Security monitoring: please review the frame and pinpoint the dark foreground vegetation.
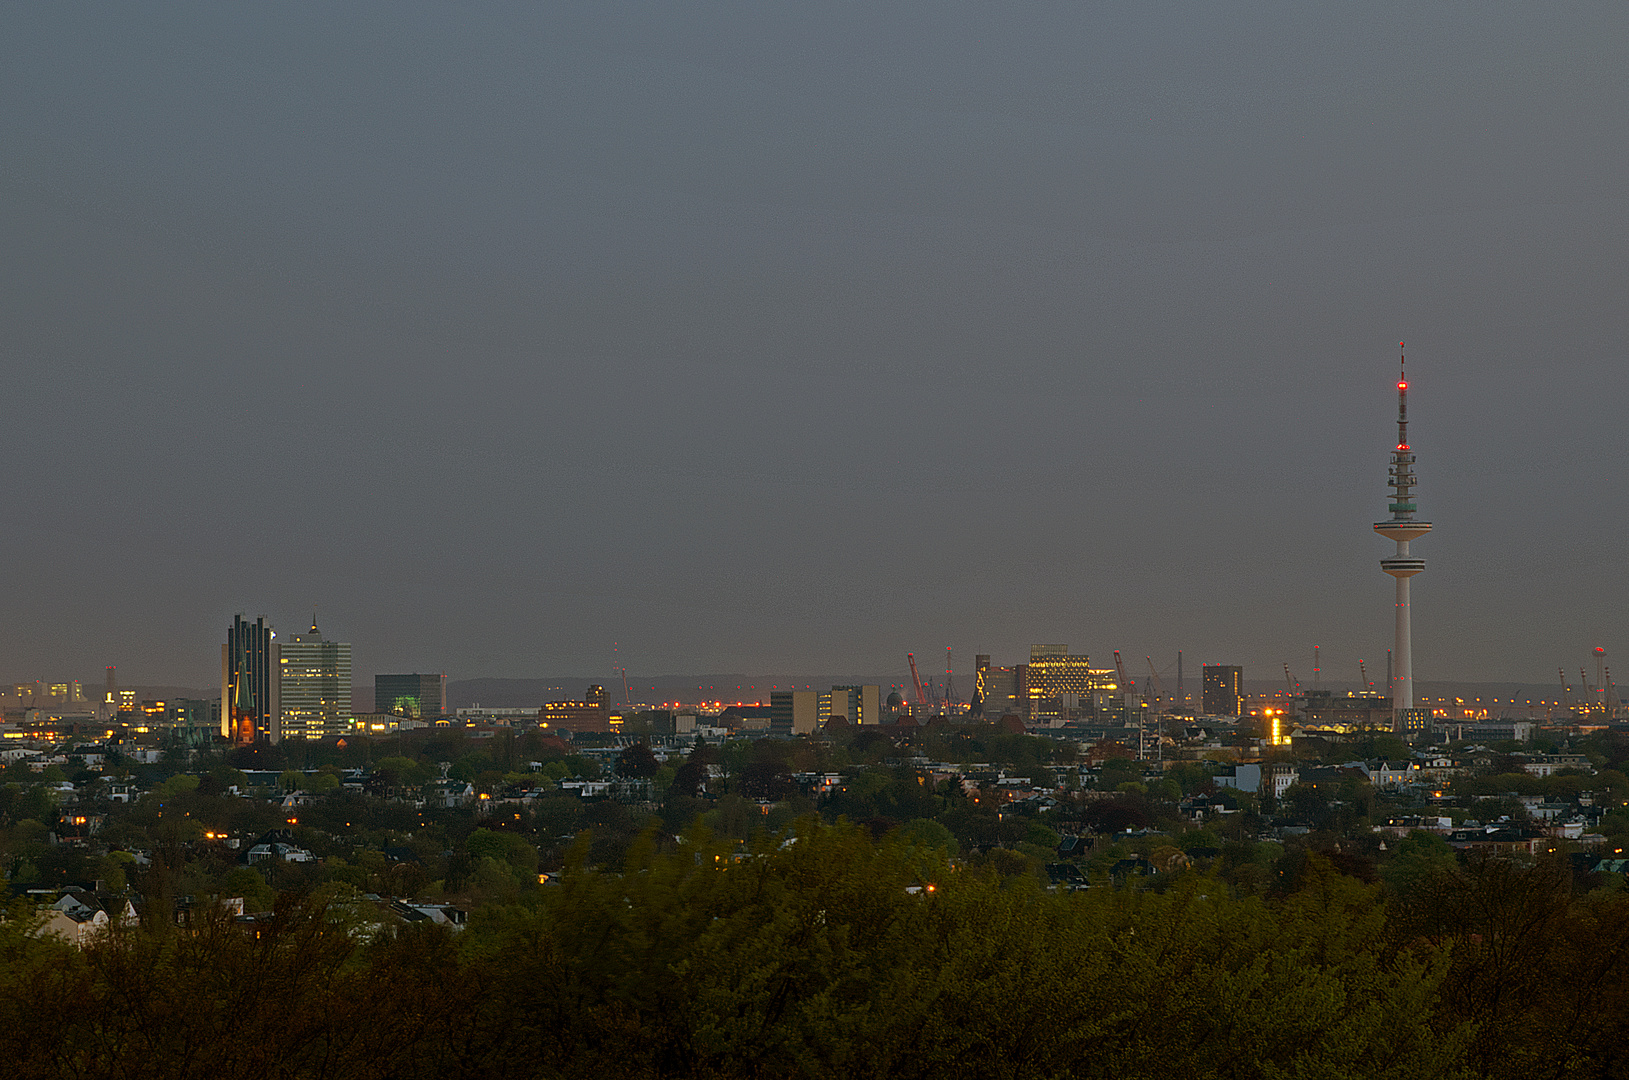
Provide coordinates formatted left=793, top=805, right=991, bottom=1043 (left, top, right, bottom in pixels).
left=5, top=820, right=1629, bottom=1080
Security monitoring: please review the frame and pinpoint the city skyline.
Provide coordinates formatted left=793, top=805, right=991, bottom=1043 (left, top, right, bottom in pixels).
left=3, top=5, right=1625, bottom=685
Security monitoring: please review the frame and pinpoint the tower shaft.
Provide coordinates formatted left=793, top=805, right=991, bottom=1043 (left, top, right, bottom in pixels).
left=1374, top=345, right=1430, bottom=730
left=1394, top=554, right=1414, bottom=709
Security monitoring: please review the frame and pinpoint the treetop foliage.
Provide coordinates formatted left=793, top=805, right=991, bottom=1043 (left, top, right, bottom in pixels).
left=7, top=816, right=1629, bottom=1079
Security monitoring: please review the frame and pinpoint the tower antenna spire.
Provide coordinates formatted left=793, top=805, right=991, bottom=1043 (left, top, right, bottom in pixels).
left=1375, top=343, right=1432, bottom=736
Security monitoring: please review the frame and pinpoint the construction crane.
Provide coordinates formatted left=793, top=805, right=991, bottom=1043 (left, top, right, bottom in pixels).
left=944, top=647, right=956, bottom=708
left=619, top=667, right=633, bottom=707
left=1145, top=657, right=1166, bottom=711
left=907, top=653, right=928, bottom=709
left=1358, top=660, right=1370, bottom=693
left=1284, top=663, right=1300, bottom=698
left=1113, top=651, right=1131, bottom=701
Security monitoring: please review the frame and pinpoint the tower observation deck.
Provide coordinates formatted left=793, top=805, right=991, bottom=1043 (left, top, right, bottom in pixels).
left=1374, top=345, right=1431, bottom=724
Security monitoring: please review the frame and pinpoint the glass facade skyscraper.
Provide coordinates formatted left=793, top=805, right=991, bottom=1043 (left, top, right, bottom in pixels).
left=221, top=615, right=279, bottom=744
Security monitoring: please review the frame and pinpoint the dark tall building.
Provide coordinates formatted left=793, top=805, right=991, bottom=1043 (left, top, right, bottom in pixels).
left=1202, top=665, right=1244, bottom=717
left=971, top=655, right=990, bottom=717
left=375, top=673, right=446, bottom=719
left=221, top=615, right=279, bottom=744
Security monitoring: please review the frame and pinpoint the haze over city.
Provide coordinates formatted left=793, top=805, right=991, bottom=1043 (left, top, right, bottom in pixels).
left=3, top=3, right=1625, bottom=688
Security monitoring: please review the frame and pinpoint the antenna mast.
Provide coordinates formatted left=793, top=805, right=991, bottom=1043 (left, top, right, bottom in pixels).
left=1375, top=344, right=1432, bottom=728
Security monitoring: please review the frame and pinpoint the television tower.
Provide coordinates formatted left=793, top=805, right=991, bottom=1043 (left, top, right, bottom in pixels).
left=1374, top=345, right=1431, bottom=721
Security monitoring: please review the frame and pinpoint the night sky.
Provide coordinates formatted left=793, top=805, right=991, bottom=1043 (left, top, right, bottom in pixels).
left=2, top=3, right=1625, bottom=689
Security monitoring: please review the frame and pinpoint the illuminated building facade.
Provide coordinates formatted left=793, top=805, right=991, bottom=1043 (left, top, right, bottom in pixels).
left=980, top=664, right=1021, bottom=719
left=771, top=690, right=819, bottom=735
left=375, top=673, right=446, bottom=719
left=1022, top=645, right=1118, bottom=727
left=1201, top=665, right=1243, bottom=716
left=827, top=684, right=881, bottom=725
left=279, top=621, right=353, bottom=740
left=1374, top=346, right=1431, bottom=733
left=538, top=684, right=614, bottom=733
left=221, top=615, right=279, bottom=744
left=972, top=655, right=990, bottom=717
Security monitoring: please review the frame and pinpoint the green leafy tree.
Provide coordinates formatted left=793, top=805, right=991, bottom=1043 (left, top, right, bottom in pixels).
left=1381, top=830, right=1459, bottom=899
left=307, top=772, right=341, bottom=794
left=220, top=866, right=275, bottom=913
left=465, top=828, right=538, bottom=878
left=898, top=818, right=958, bottom=858
left=614, top=742, right=660, bottom=780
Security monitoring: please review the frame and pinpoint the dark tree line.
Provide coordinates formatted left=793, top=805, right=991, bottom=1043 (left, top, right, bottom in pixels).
left=6, top=821, right=1629, bottom=1079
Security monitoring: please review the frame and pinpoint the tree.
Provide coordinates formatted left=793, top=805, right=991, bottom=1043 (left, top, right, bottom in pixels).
left=307, top=772, right=341, bottom=794
left=466, top=828, right=538, bottom=877
left=614, top=742, right=660, bottom=780
left=221, top=866, right=275, bottom=913
left=1081, top=795, right=1150, bottom=834
left=898, top=818, right=958, bottom=858
left=733, top=760, right=793, bottom=800
left=1381, top=830, right=1458, bottom=900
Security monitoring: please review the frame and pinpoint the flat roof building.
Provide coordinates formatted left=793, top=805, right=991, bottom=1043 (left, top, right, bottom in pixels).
left=539, top=684, right=614, bottom=734
left=375, top=673, right=446, bottom=719
left=279, top=621, right=352, bottom=741
left=1022, top=645, right=1118, bottom=727
left=1202, top=666, right=1243, bottom=717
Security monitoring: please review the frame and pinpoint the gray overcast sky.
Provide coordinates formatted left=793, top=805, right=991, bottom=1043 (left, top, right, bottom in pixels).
left=1, top=2, right=1625, bottom=689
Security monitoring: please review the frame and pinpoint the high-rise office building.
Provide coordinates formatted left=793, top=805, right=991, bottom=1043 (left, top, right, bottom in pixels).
left=979, top=664, right=1021, bottom=719
left=971, top=655, right=990, bottom=717
left=222, top=615, right=279, bottom=744
left=827, top=684, right=881, bottom=725
left=1202, top=665, right=1244, bottom=717
left=1022, top=645, right=1117, bottom=727
left=770, top=690, right=819, bottom=735
left=279, top=620, right=353, bottom=741
left=375, top=673, right=446, bottom=719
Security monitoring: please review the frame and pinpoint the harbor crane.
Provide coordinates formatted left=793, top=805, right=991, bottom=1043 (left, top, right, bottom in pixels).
left=1113, top=652, right=1132, bottom=702
left=907, top=653, right=929, bottom=708
left=1284, top=663, right=1300, bottom=698
left=1145, top=657, right=1166, bottom=711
